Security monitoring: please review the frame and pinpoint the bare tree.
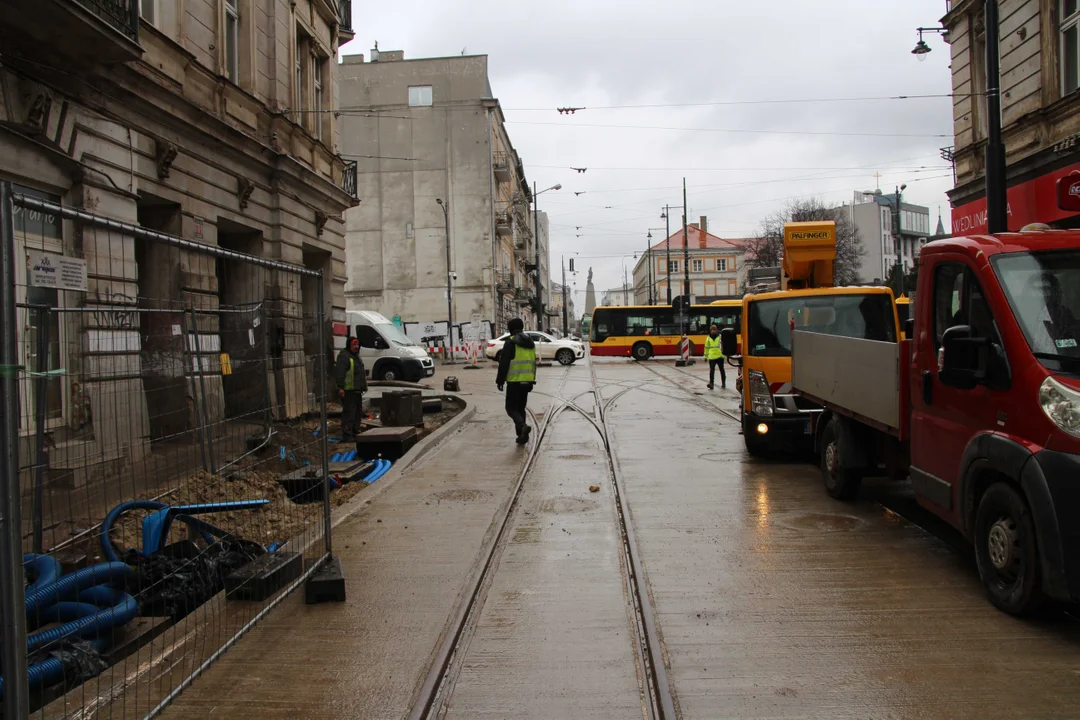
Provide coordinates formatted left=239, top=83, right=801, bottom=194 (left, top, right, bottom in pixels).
left=746, top=198, right=866, bottom=286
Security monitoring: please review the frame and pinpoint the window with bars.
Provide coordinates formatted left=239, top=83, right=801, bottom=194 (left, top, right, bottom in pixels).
left=224, top=0, right=239, bottom=83
left=1064, top=0, right=1080, bottom=95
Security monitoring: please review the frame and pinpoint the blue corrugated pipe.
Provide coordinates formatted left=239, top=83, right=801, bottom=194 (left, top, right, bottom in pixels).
left=363, top=459, right=392, bottom=483
left=1, top=556, right=136, bottom=700
left=100, top=499, right=216, bottom=562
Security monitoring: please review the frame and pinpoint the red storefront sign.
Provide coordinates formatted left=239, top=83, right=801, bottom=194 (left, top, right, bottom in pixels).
left=1057, top=174, right=1080, bottom=211
left=951, top=162, right=1080, bottom=235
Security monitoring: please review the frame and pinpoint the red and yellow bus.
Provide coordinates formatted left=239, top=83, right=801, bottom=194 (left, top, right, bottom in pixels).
left=590, top=300, right=742, bottom=360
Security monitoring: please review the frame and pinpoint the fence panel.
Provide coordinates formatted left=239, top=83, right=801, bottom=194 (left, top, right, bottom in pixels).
left=1, top=184, right=334, bottom=718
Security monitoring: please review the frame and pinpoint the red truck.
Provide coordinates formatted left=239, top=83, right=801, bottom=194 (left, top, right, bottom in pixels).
left=792, top=229, right=1080, bottom=615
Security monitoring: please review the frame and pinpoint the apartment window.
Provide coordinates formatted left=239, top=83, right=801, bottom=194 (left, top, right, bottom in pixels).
left=1064, top=0, right=1080, bottom=94
left=692, top=258, right=703, bottom=273
left=717, top=258, right=728, bottom=272
left=668, top=259, right=679, bottom=273
left=141, top=0, right=156, bottom=25
left=313, top=58, right=324, bottom=140
left=408, top=85, right=433, bottom=106
left=224, top=0, right=239, bottom=83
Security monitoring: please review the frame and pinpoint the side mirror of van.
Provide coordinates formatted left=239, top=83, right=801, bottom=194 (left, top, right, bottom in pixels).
left=939, top=325, right=989, bottom=390
left=720, top=327, right=738, bottom=357
left=903, top=318, right=914, bottom=339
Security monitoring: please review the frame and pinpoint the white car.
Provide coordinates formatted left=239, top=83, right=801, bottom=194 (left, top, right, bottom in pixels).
left=485, top=331, right=585, bottom=365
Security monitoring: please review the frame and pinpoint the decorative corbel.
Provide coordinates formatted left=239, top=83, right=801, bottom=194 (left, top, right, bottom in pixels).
left=237, top=176, right=255, bottom=210
left=315, top=210, right=328, bottom=236
left=26, top=90, right=53, bottom=133
left=155, top=139, right=178, bottom=180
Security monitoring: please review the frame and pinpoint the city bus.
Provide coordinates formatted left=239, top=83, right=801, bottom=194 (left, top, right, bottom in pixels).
left=590, top=300, right=742, bottom=360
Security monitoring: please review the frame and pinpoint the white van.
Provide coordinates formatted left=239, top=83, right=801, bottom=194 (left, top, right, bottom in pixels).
left=346, top=311, right=435, bottom=382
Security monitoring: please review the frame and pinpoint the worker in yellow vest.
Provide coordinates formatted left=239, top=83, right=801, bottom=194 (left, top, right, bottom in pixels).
left=334, top=337, right=367, bottom=441
left=495, top=317, right=537, bottom=445
left=704, top=324, right=725, bottom=390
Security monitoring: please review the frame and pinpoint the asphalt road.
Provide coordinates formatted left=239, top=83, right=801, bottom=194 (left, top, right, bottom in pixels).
left=163, top=356, right=1080, bottom=720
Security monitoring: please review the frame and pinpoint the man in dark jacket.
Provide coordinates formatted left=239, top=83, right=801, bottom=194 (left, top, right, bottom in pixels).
left=334, top=337, right=367, bottom=440
left=495, top=318, right=537, bottom=445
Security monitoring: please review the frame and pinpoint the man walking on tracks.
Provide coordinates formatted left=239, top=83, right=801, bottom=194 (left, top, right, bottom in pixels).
left=496, top=317, right=537, bottom=445
left=335, top=337, right=367, bottom=441
left=704, top=324, right=726, bottom=390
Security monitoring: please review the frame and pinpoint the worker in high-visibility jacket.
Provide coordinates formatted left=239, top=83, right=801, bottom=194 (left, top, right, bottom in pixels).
left=704, top=324, right=726, bottom=390
left=334, top=337, right=367, bottom=440
left=495, top=317, right=537, bottom=445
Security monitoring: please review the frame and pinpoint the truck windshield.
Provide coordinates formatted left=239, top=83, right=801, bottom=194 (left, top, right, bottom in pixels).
left=376, top=323, right=415, bottom=347
left=747, top=293, right=897, bottom=357
left=992, top=250, right=1080, bottom=368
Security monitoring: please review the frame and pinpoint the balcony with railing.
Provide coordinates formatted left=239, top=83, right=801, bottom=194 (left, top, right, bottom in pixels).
left=1, top=0, right=142, bottom=64
left=496, top=272, right=515, bottom=295
left=496, top=209, right=513, bottom=237
left=493, top=151, right=512, bottom=184
left=338, top=0, right=354, bottom=39
left=341, top=160, right=358, bottom=199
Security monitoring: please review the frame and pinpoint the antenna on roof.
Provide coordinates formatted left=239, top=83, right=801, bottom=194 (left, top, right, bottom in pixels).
left=461, top=46, right=467, bottom=55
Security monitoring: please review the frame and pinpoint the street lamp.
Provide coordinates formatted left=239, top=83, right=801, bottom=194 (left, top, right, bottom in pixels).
left=533, top=182, right=561, bottom=330
left=913, top=7, right=1005, bottom=233
left=660, top=207, right=673, bottom=304
left=645, top=230, right=654, bottom=305
left=435, top=198, right=454, bottom=363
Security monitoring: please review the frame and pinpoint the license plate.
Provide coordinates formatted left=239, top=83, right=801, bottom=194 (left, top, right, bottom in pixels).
left=803, top=420, right=812, bottom=435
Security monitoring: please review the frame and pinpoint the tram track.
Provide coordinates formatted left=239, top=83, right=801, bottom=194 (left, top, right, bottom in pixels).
left=408, top=359, right=678, bottom=720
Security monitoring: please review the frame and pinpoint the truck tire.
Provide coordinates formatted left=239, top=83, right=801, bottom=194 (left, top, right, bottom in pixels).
left=974, top=482, right=1043, bottom=616
left=742, top=416, right=769, bottom=457
left=820, top=417, right=861, bottom=500
left=632, top=342, right=653, bottom=361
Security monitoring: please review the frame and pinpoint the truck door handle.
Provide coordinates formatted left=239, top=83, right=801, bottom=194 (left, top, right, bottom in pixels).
left=922, top=371, right=933, bottom=405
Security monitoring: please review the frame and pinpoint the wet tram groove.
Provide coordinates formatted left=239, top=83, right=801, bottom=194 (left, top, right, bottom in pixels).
left=408, top=359, right=679, bottom=720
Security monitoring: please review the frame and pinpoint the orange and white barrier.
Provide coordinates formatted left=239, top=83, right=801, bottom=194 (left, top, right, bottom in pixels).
left=679, top=336, right=690, bottom=362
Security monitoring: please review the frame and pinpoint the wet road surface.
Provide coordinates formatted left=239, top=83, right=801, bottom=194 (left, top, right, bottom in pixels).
left=163, top=357, right=1080, bottom=719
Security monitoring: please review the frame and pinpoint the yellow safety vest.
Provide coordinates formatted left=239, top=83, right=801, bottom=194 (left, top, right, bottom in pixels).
left=704, top=334, right=724, bottom=361
left=506, top=343, right=537, bottom=383
left=344, top=357, right=357, bottom=391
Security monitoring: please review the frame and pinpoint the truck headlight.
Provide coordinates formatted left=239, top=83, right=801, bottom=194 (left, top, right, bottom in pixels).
left=748, top=369, right=774, bottom=417
left=1039, top=376, right=1080, bottom=438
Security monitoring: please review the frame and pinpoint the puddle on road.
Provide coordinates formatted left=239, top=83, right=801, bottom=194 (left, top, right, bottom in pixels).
left=427, top=488, right=493, bottom=502
left=538, top=497, right=600, bottom=514
left=774, top=512, right=866, bottom=532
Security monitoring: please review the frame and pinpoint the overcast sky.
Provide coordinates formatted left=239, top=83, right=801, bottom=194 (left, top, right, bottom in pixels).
left=341, top=0, right=955, bottom=308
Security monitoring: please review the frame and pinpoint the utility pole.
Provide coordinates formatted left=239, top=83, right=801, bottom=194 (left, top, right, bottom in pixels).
left=561, top=256, right=569, bottom=335
left=894, top=185, right=905, bottom=297
left=664, top=205, right=672, bottom=304
left=984, top=0, right=1007, bottom=233
left=682, top=178, right=690, bottom=301
left=533, top=181, right=541, bottom=330
left=645, top=232, right=654, bottom=305
left=436, top=198, right=454, bottom=363
left=623, top=264, right=629, bottom=305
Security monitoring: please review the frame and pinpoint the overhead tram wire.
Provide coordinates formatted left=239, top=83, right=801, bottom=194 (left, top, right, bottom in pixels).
left=503, top=92, right=973, bottom=112
left=506, top=120, right=950, bottom=139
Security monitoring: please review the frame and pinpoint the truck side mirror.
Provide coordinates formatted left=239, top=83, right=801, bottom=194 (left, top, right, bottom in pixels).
left=904, top=318, right=914, bottom=339
left=720, top=327, right=738, bottom=357
left=939, top=325, right=989, bottom=390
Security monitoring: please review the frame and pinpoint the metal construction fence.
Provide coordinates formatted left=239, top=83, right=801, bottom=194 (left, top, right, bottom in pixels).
left=0, top=182, right=334, bottom=718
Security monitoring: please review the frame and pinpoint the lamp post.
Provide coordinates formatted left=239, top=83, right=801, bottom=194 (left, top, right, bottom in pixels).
left=661, top=207, right=672, bottom=304
left=913, top=5, right=1006, bottom=232
left=435, top=198, right=454, bottom=362
left=645, top=231, right=654, bottom=305
left=533, top=182, right=562, bottom=331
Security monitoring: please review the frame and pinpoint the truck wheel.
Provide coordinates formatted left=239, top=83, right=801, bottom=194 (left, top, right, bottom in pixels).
left=742, top=416, right=770, bottom=457
left=974, top=482, right=1043, bottom=615
left=556, top=348, right=575, bottom=365
left=632, top=342, right=653, bottom=361
left=820, top=417, right=862, bottom=500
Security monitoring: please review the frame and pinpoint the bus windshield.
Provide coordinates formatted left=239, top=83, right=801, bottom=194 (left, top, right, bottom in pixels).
left=746, top=293, right=897, bottom=357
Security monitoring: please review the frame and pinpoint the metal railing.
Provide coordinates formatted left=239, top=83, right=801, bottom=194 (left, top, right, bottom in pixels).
left=341, top=160, right=357, bottom=199
left=338, top=0, right=352, bottom=33
left=77, top=0, right=139, bottom=41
